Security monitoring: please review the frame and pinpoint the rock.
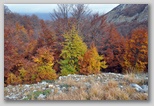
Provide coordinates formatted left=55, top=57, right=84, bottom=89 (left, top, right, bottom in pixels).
left=55, top=85, right=60, bottom=87
left=25, top=85, right=30, bottom=88
left=41, top=81, right=48, bottom=85
left=141, top=85, right=148, bottom=93
left=62, top=87, right=67, bottom=91
left=42, top=88, right=46, bottom=90
left=68, top=74, right=71, bottom=76
left=85, top=82, right=91, bottom=88
left=6, top=95, right=17, bottom=100
left=51, top=89, right=54, bottom=93
left=33, top=90, right=37, bottom=92
left=22, top=96, right=28, bottom=100
left=48, top=84, right=55, bottom=88
left=37, top=94, right=46, bottom=100
left=12, top=88, right=16, bottom=92
left=71, top=86, right=78, bottom=91
left=144, top=78, right=148, bottom=85
left=75, top=78, right=80, bottom=82
left=130, top=83, right=143, bottom=92
left=57, top=90, right=63, bottom=94
left=119, top=85, right=123, bottom=89
left=97, top=77, right=101, bottom=81
left=59, top=76, right=62, bottom=80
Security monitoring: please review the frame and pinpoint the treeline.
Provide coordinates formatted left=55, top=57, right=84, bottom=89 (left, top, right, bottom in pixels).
left=4, top=4, right=148, bottom=85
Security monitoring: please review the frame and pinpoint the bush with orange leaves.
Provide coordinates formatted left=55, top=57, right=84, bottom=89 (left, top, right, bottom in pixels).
left=79, top=43, right=107, bottom=75
left=33, top=47, right=57, bottom=81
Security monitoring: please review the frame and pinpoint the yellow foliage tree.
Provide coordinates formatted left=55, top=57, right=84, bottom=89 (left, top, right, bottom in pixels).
left=79, top=43, right=107, bottom=75
left=33, top=47, right=57, bottom=81
left=5, top=73, right=22, bottom=85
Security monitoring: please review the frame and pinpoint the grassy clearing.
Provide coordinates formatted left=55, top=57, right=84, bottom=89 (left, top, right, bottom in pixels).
left=46, top=74, right=148, bottom=100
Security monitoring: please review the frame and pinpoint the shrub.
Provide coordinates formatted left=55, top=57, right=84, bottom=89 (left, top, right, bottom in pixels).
left=5, top=73, right=22, bottom=85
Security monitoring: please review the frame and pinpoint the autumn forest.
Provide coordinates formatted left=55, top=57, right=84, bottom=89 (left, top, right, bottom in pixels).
left=4, top=4, right=148, bottom=86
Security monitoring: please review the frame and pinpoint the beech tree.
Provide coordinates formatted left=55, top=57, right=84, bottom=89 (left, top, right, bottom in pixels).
left=122, top=28, right=148, bottom=72
left=33, top=47, right=57, bottom=81
left=79, top=43, right=107, bottom=75
left=101, top=24, right=125, bottom=72
left=60, top=26, right=87, bottom=75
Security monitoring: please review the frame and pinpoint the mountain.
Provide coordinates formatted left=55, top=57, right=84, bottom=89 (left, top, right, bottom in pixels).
left=104, top=4, right=148, bottom=36
left=19, top=13, right=51, bottom=21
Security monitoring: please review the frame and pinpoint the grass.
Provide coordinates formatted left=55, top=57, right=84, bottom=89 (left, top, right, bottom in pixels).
left=24, top=89, right=51, bottom=100
left=46, top=76, right=148, bottom=100
left=5, top=72, right=148, bottom=100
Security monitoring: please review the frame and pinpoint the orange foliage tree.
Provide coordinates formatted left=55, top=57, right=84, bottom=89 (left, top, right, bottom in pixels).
left=79, top=43, right=107, bottom=75
left=122, top=28, right=148, bottom=72
left=4, top=23, right=37, bottom=85
left=38, top=20, right=61, bottom=72
left=101, top=24, right=125, bottom=72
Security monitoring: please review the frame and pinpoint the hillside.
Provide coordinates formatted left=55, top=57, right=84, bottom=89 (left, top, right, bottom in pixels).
left=104, top=4, right=148, bottom=36
left=4, top=4, right=148, bottom=101
left=5, top=72, right=148, bottom=100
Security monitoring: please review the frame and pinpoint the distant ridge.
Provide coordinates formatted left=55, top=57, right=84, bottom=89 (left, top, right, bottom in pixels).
left=19, top=13, right=51, bottom=21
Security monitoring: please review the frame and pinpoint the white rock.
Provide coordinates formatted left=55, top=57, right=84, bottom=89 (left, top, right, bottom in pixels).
left=97, top=77, right=101, bottom=80
left=76, top=78, right=80, bottom=82
left=141, top=85, right=148, bottom=93
left=51, top=89, right=54, bottom=93
left=25, top=85, right=30, bottom=88
left=59, top=76, right=62, bottom=80
left=22, top=96, right=28, bottom=100
left=130, top=83, right=143, bottom=92
left=62, top=87, right=66, bottom=91
left=71, top=86, right=78, bottom=91
left=37, top=94, right=46, bottom=100
left=57, top=90, right=62, bottom=94
left=12, top=88, right=16, bottom=92
left=41, top=81, right=47, bottom=85
left=119, top=85, right=123, bottom=89
left=55, top=85, right=60, bottom=87
left=33, top=90, right=37, bottom=92
left=85, top=82, right=91, bottom=88
left=48, top=84, right=55, bottom=88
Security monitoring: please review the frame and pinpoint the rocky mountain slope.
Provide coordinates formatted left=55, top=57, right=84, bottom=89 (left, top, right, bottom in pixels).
left=104, top=4, right=148, bottom=36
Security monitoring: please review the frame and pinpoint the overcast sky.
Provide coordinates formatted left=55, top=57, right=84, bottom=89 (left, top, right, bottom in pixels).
left=5, top=4, right=119, bottom=14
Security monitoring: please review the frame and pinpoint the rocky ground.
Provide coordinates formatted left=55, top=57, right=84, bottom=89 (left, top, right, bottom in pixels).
left=4, top=72, right=148, bottom=100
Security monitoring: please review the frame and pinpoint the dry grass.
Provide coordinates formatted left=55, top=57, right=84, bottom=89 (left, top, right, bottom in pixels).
left=46, top=79, right=148, bottom=100
left=123, top=71, right=147, bottom=86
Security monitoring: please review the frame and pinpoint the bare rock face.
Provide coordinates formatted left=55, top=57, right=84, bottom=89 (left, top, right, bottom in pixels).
left=104, top=4, right=148, bottom=36
left=105, top=4, right=148, bottom=24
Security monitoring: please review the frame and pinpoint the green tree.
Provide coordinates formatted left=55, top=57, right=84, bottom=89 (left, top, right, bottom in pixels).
left=60, top=26, right=87, bottom=76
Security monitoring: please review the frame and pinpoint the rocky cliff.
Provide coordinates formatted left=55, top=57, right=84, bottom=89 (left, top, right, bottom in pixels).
left=104, top=4, right=148, bottom=36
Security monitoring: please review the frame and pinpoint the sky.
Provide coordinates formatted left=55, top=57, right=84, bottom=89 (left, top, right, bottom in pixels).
left=5, top=4, right=119, bottom=14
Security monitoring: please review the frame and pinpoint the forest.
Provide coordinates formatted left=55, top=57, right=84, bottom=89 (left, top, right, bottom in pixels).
left=4, top=4, right=148, bottom=86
